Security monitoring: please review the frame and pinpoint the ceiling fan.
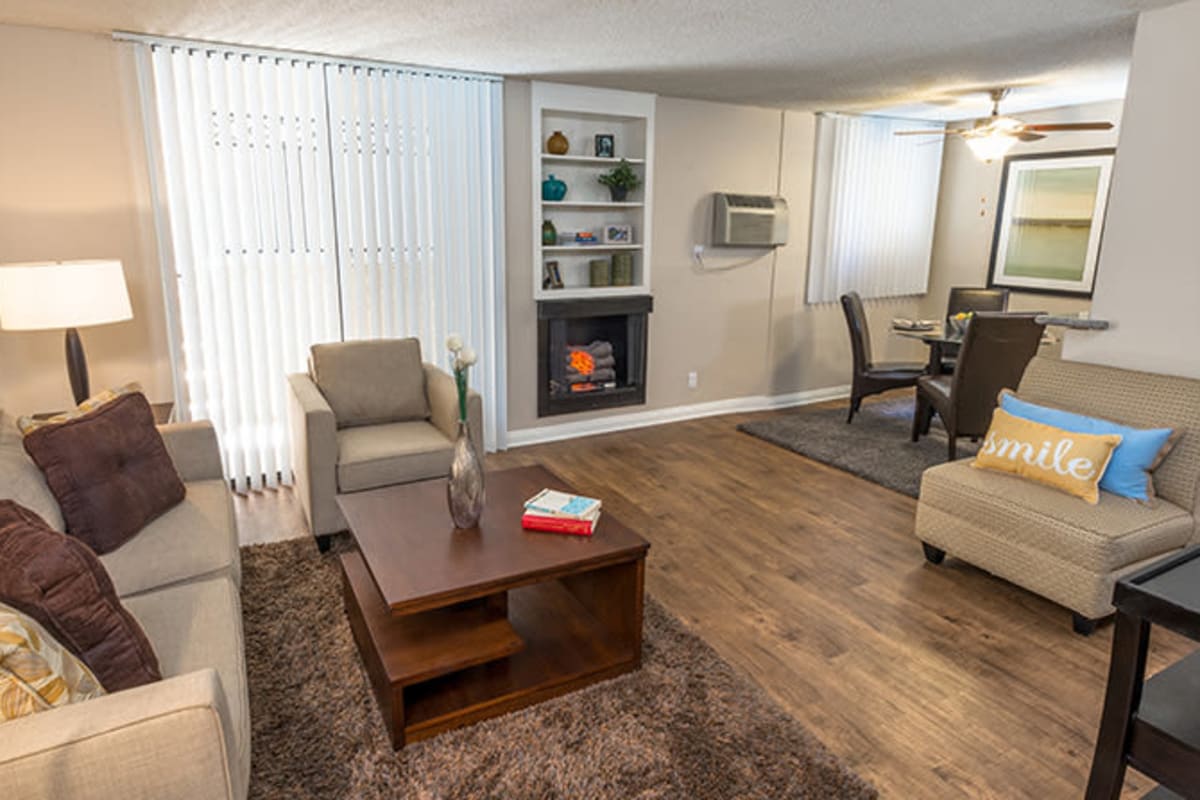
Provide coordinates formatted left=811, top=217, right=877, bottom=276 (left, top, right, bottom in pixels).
left=894, top=88, right=1114, bottom=161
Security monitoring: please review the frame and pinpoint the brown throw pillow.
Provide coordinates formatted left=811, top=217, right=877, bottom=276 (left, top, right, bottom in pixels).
left=0, top=500, right=161, bottom=692
left=22, top=391, right=186, bottom=554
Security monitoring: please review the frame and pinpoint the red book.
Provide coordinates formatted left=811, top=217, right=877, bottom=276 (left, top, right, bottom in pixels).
left=521, top=513, right=594, bottom=536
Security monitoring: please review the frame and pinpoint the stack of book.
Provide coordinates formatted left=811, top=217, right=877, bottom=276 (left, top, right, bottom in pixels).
left=521, top=489, right=602, bottom=536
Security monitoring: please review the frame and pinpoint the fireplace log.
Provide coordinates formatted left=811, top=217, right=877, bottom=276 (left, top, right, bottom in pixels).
left=567, top=368, right=616, bottom=383
left=568, top=341, right=613, bottom=359
left=564, top=354, right=615, bottom=370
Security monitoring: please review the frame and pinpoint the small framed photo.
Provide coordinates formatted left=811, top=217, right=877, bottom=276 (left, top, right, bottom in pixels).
left=602, top=223, right=632, bottom=244
left=543, top=260, right=564, bottom=289
left=594, top=134, right=615, bottom=158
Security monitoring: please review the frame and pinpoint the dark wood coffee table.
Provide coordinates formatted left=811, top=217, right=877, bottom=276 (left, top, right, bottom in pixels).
left=337, top=464, right=649, bottom=748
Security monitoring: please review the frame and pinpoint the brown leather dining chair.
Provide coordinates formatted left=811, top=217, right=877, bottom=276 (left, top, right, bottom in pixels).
left=946, top=286, right=1010, bottom=319
left=840, top=291, right=925, bottom=424
left=940, top=287, right=1010, bottom=372
left=911, top=312, right=1046, bottom=459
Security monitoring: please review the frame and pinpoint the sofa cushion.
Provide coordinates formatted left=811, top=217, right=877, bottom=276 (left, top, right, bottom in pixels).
left=0, top=501, right=161, bottom=692
left=336, top=420, right=454, bottom=493
left=1018, top=356, right=1200, bottom=512
left=22, top=393, right=186, bottom=555
left=311, top=338, right=430, bottom=428
left=123, top=575, right=248, bottom=795
left=972, top=408, right=1122, bottom=505
left=99, top=479, right=239, bottom=598
left=999, top=389, right=1177, bottom=502
left=0, top=602, right=105, bottom=721
left=920, top=460, right=1193, bottom=573
left=0, top=412, right=64, bottom=532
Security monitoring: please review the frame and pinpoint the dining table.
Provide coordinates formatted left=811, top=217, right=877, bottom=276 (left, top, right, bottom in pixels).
left=891, top=322, right=1055, bottom=376
left=891, top=323, right=963, bottom=375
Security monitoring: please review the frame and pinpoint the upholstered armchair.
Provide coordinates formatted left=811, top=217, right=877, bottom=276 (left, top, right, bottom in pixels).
left=286, top=338, right=482, bottom=547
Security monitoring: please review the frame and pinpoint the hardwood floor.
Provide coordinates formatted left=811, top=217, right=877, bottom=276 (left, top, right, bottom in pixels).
left=234, top=397, right=1195, bottom=798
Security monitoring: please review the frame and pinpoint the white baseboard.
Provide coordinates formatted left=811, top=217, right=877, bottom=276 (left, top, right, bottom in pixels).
left=503, top=384, right=850, bottom=449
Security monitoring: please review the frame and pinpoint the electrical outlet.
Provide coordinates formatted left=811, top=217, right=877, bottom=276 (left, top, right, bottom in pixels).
left=687, top=371, right=698, bottom=389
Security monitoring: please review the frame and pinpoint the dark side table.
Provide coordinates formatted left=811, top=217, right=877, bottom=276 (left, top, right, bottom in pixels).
left=1086, top=546, right=1200, bottom=799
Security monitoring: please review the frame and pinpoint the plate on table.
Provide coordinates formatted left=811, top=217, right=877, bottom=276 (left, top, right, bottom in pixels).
left=892, top=318, right=939, bottom=332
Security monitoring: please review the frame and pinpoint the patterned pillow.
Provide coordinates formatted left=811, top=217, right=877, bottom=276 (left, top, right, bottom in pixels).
left=1, top=602, right=105, bottom=722
left=973, top=409, right=1123, bottom=504
left=16, top=382, right=142, bottom=435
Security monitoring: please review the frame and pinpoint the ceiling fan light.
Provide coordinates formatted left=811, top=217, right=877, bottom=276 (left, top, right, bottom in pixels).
left=966, top=133, right=1017, bottom=162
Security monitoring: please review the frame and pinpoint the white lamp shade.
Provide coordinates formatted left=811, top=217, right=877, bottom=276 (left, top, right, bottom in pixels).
left=0, top=260, right=133, bottom=331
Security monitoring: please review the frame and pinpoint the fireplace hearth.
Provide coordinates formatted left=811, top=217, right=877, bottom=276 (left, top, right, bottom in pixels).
left=537, top=296, right=652, bottom=417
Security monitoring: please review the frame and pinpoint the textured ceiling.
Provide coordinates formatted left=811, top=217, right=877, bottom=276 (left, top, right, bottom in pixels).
left=0, top=0, right=1173, bottom=116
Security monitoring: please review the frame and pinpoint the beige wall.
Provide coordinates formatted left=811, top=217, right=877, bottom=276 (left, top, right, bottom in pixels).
left=921, top=99, right=1124, bottom=325
left=1063, top=1, right=1200, bottom=379
left=505, top=84, right=923, bottom=435
left=0, top=26, right=954, bottom=437
left=0, top=25, right=172, bottom=415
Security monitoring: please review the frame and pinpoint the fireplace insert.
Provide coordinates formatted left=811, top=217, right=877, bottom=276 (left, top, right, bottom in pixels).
left=537, top=296, right=652, bottom=417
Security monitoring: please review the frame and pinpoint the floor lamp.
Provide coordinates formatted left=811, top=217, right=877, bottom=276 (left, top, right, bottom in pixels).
left=0, top=260, right=134, bottom=405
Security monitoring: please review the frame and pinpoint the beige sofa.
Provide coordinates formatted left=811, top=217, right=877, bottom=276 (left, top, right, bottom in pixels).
left=287, top=338, right=482, bottom=543
left=0, top=416, right=248, bottom=800
left=915, top=356, right=1200, bottom=633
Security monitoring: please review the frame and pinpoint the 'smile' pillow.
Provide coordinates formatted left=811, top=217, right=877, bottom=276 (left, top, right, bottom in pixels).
left=0, top=500, right=161, bottom=692
left=1, top=602, right=105, bottom=722
left=972, top=408, right=1123, bottom=504
left=999, top=390, right=1177, bottom=502
left=22, top=391, right=185, bottom=554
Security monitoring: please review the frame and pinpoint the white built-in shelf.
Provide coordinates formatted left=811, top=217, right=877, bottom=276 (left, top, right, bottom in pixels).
left=538, top=286, right=652, bottom=300
left=533, top=82, right=655, bottom=302
left=541, top=201, right=643, bottom=209
left=541, top=154, right=646, bottom=166
left=543, top=244, right=643, bottom=253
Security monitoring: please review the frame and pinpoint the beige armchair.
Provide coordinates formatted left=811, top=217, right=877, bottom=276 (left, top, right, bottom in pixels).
left=286, top=338, right=482, bottom=547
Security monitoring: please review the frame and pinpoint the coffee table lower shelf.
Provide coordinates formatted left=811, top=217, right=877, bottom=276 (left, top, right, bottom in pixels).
left=342, top=549, right=643, bottom=748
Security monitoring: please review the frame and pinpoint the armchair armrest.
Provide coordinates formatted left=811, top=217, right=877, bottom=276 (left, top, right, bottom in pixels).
left=0, top=669, right=238, bottom=800
left=424, top=363, right=484, bottom=455
left=286, top=373, right=342, bottom=536
left=158, top=421, right=225, bottom=483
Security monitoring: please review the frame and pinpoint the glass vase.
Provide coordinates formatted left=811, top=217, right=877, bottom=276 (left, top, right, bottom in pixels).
left=447, top=420, right=485, bottom=529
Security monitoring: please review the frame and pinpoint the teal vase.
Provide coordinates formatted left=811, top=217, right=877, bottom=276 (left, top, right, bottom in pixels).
left=542, top=174, right=567, bottom=202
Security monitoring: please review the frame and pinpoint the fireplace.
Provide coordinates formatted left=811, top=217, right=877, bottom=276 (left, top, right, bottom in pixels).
left=537, top=296, right=652, bottom=417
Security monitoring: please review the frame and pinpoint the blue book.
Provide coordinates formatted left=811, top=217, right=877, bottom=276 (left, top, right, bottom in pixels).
left=523, top=489, right=602, bottom=521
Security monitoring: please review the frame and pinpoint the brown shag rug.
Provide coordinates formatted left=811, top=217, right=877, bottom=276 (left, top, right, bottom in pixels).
left=242, top=537, right=876, bottom=799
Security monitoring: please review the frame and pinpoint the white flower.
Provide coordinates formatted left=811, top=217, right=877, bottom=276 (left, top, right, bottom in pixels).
left=446, top=334, right=463, bottom=353
left=456, top=347, right=477, bottom=368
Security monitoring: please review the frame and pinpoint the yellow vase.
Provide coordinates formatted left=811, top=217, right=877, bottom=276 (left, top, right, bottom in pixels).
left=546, top=130, right=569, bottom=155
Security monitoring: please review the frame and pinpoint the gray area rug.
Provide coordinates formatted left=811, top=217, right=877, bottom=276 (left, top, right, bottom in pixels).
left=242, top=537, right=877, bottom=799
left=738, top=397, right=976, bottom=498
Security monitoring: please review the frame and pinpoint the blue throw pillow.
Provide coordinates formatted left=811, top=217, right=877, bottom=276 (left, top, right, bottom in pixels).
left=998, top=391, right=1176, bottom=502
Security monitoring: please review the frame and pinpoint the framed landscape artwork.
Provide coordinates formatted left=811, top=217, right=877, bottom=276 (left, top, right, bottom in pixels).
left=988, top=148, right=1115, bottom=297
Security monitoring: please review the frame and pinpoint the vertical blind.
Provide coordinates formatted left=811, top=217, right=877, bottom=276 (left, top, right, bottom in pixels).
left=807, top=113, right=944, bottom=303
left=132, top=36, right=505, bottom=490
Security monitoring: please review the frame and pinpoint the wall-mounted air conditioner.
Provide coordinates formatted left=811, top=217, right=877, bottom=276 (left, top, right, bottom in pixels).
left=711, top=193, right=788, bottom=247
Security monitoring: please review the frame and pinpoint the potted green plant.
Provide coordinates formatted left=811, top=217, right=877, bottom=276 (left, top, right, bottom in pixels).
left=597, top=159, right=642, bottom=202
